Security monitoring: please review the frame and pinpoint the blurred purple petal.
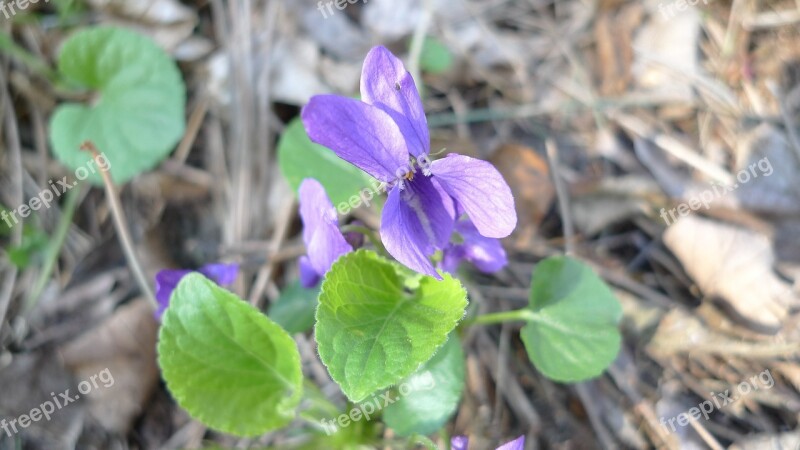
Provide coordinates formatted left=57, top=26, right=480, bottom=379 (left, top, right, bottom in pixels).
left=496, top=435, right=525, bottom=450
left=199, top=263, right=239, bottom=286
left=155, top=263, right=239, bottom=320
left=301, top=95, right=409, bottom=182
left=155, top=269, right=192, bottom=319
left=430, top=154, right=517, bottom=238
left=343, top=220, right=366, bottom=249
left=455, top=220, right=507, bottom=273
left=451, top=436, right=469, bottom=450
left=299, top=179, right=352, bottom=286
left=361, top=46, right=429, bottom=158
left=381, top=176, right=454, bottom=279
left=299, top=256, right=321, bottom=288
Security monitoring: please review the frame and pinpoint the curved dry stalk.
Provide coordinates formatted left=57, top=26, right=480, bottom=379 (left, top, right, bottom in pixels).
left=80, top=141, right=157, bottom=310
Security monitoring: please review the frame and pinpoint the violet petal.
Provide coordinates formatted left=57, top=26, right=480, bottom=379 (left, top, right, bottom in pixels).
left=155, top=268, right=192, bottom=319
left=381, top=176, right=454, bottom=279
left=360, top=46, right=430, bottom=158
left=299, top=256, right=321, bottom=288
left=299, top=179, right=353, bottom=283
left=301, top=95, right=410, bottom=182
left=199, top=263, right=239, bottom=287
left=451, top=436, right=469, bottom=450
left=456, top=219, right=507, bottom=273
left=430, top=154, right=517, bottom=238
left=496, top=435, right=525, bottom=450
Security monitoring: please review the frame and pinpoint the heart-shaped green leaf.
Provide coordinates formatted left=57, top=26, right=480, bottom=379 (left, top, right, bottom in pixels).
left=278, top=117, right=375, bottom=208
left=383, top=334, right=465, bottom=436
left=158, top=273, right=303, bottom=436
left=315, top=250, right=467, bottom=402
left=521, top=256, right=622, bottom=382
left=50, top=26, right=185, bottom=184
left=268, top=280, right=319, bottom=334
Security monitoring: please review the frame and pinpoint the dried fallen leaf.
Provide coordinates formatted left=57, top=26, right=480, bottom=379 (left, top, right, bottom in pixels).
left=490, top=143, right=554, bottom=245
left=59, top=299, right=159, bottom=434
left=663, top=216, right=798, bottom=333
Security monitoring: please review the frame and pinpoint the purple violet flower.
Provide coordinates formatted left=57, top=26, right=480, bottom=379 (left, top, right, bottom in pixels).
left=301, top=46, right=516, bottom=279
left=441, top=218, right=508, bottom=274
left=451, top=435, right=525, bottom=450
left=298, top=178, right=353, bottom=288
left=154, top=263, right=239, bottom=319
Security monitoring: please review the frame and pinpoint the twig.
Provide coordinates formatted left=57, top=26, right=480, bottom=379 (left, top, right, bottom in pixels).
left=0, top=64, right=23, bottom=330
left=545, top=139, right=575, bottom=256
left=80, top=141, right=157, bottom=310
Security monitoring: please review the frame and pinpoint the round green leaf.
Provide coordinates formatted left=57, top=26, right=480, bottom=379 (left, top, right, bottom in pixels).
left=50, top=26, right=186, bottom=184
left=268, top=280, right=320, bottom=334
left=521, top=256, right=622, bottom=382
left=158, top=273, right=303, bottom=436
left=419, top=37, right=454, bottom=74
left=383, top=334, right=465, bottom=436
left=278, top=118, right=375, bottom=207
left=315, top=250, right=467, bottom=402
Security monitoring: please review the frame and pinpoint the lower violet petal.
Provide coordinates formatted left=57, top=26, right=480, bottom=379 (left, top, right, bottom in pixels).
left=381, top=183, right=448, bottom=279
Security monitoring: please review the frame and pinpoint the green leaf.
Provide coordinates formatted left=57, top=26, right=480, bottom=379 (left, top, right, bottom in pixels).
left=419, top=37, right=454, bottom=74
left=158, top=273, right=303, bottom=436
left=521, top=256, right=622, bottom=382
left=268, top=281, right=319, bottom=334
left=278, top=118, right=375, bottom=208
left=315, top=250, right=467, bottom=402
left=383, top=334, right=465, bottom=436
left=7, top=226, right=48, bottom=269
left=50, top=26, right=185, bottom=184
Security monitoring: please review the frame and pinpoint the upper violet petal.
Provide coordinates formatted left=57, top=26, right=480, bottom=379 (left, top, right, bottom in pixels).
left=154, top=268, right=192, bottom=319
left=301, top=95, right=409, bottom=182
left=430, top=154, right=517, bottom=238
left=360, top=46, right=430, bottom=158
left=496, top=435, right=525, bottom=450
left=381, top=176, right=454, bottom=278
left=199, top=263, right=239, bottom=287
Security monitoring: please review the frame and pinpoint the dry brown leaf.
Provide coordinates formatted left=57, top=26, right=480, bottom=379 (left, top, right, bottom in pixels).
left=489, top=143, right=554, bottom=245
left=59, top=299, right=159, bottom=434
left=632, top=2, right=701, bottom=103
left=570, top=175, right=660, bottom=235
left=663, top=216, right=798, bottom=333
left=734, top=125, right=800, bottom=216
left=0, top=351, right=85, bottom=449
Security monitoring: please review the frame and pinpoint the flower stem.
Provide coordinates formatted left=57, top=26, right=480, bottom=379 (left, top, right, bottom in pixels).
left=470, top=309, right=535, bottom=326
left=340, top=224, right=388, bottom=257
